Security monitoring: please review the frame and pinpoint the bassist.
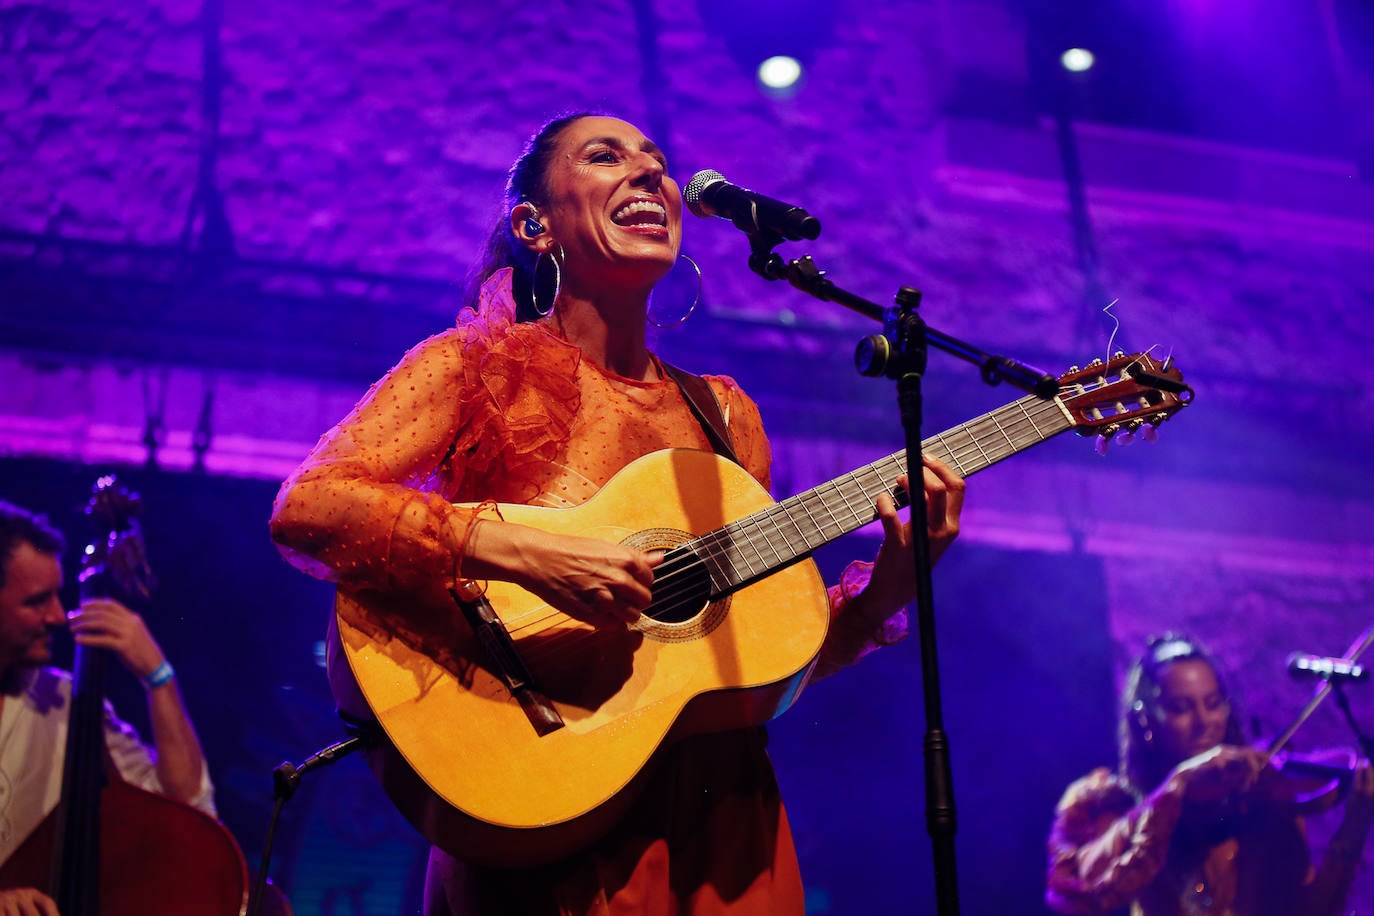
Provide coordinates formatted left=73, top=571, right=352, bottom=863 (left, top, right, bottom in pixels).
left=0, top=500, right=215, bottom=913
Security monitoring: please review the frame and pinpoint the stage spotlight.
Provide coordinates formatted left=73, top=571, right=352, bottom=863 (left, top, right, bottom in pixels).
left=758, top=55, right=803, bottom=92
left=1060, top=47, right=1096, bottom=72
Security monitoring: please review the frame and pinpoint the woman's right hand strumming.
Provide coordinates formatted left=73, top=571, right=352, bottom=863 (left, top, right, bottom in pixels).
left=462, top=519, right=662, bottom=628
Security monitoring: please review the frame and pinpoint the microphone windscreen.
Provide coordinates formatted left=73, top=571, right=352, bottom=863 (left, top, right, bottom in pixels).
left=684, top=169, right=726, bottom=217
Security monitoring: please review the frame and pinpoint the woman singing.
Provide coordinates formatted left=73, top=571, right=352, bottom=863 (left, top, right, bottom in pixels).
left=271, top=112, right=966, bottom=914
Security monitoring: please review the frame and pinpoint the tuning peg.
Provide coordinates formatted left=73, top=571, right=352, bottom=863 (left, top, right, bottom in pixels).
left=1095, top=434, right=1110, bottom=456
left=1113, top=428, right=1135, bottom=447
left=1140, top=424, right=1159, bottom=443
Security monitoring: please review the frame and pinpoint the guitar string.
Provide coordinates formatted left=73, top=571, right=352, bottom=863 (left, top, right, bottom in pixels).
left=499, top=410, right=1061, bottom=660
left=507, top=390, right=1070, bottom=637
left=480, top=369, right=1171, bottom=660
left=690, top=392, right=1068, bottom=594
left=501, top=390, right=1072, bottom=636
left=497, top=391, right=1071, bottom=637
left=492, top=388, right=1100, bottom=664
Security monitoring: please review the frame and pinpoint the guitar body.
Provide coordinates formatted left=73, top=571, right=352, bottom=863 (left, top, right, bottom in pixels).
left=336, top=449, right=830, bottom=866
left=332, top=352, right=1194, bottom=867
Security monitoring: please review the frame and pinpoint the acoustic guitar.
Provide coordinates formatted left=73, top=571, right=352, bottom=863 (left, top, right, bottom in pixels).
left=335, top=351, right=1192, bottom=866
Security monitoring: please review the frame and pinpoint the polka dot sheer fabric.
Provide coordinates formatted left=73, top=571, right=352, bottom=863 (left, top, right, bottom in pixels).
left=269, top=267, right=897, bottom=664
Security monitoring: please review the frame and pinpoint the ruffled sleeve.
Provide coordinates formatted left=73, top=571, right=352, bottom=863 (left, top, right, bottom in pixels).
left=269, top=328, right=480, bottom=592
left=269, top=268, right=579, bottom=592
left=1045, top=768, right=1187, bottom=913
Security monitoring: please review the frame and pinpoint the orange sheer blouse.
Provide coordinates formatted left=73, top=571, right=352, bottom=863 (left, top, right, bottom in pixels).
left=269, top=269, right=902, bottom=914
left=270, top=269, right=899, bottom=656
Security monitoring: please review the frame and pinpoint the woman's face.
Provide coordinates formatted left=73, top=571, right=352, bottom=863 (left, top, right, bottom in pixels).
left=538, top=116, right=681, bottom=290
left=1149, top=658, right=1231, bottom=763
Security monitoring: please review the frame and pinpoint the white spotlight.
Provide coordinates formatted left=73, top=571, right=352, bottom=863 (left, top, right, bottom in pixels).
left=758, top=55, right=803, bottom=91
left=1060, top=48, right=1095, bottom=73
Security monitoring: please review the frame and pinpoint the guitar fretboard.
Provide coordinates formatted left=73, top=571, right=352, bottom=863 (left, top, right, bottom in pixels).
left=689, top=390, right=1073, bottom=596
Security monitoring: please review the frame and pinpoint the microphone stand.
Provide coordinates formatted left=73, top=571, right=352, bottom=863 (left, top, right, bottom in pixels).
left=742, top=231, right=1056, bottom=916
left=247, top=726, right=376, bottom=916
left=1327, top=681, right=1374, bottom=761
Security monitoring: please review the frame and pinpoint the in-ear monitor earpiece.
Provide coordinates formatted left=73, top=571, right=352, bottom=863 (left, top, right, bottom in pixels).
left=522, top=204, right=545, bottom=237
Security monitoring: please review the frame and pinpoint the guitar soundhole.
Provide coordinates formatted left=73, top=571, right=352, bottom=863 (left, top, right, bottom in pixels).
left=646, top=551, right=711, bottom=624
left=621, top=528, right=730, bottom=643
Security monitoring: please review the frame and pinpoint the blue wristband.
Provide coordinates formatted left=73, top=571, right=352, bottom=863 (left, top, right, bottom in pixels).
left=145, top=660, right=175, bottom=689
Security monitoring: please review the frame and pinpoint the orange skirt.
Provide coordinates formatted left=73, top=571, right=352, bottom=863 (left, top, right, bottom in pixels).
left=423, top=728, right=805, bottom=915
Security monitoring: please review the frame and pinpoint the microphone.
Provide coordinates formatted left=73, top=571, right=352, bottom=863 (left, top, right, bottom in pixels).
left=1287, top=652, right=1370, bottom=683
left=683, top=169, right=821, bottom=241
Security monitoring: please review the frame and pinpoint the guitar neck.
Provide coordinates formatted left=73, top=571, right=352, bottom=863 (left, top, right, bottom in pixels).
left=692, top=391, right=1074, bottom=595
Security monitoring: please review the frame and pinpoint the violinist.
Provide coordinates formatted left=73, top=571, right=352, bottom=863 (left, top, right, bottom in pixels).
left=0, top=500, right=215, bottom=912
left=1046, top=632, right=1374, bottom=916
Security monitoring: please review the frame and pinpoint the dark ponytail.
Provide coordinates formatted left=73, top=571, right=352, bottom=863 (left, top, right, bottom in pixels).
left=461, top=111, right=597, bottom=320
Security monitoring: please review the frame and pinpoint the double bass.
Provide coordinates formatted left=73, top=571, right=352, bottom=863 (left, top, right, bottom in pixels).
left=0, top=477, right=249, bottom=914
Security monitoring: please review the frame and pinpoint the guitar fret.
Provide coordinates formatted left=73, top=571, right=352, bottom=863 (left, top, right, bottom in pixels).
left=961, top=424, right=990, bottom=469
left=777, top=495, right=825, bottom=551
left=762, top=526, right=788, bottom=566
left=976, top=418, right=1014, bottom=463
left=797, top=489, right=843, bottom=542
left=738, top=517, right=774, bottom=580
left=855, top=465, right=891, bottom=514
left=747, top=509, right=790, bottom=569
left=1026, top=400, right=1046, bottom=429
left=682, top=372, right=1111, bottom=599
left=1016, top=398, right=1046, bottom=441
left=833, top=473, right=869, bottom=530
left=994, top=412, right=1018, bottom=453
left=926, top=434, right=960, bottom=475
left=698, top=530, right=754, bottom=591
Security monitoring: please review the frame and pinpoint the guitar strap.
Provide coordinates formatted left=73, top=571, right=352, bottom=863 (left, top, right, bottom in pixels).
left=660, top=361, right=741, bottom=467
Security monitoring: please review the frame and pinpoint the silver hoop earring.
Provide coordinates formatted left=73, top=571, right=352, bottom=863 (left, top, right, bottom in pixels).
left=531, top=244, right=563, bottom=318
left=647, top=254, right=701, bottom=329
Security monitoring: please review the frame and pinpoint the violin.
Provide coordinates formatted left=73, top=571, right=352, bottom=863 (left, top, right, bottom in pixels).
left=1248, top=625, right=1374, bottom=817
left=1256, top=746, right=1360, bottom=816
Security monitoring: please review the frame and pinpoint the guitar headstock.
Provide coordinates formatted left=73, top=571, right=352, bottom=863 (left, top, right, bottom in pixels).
left=1058, top=352, right=1193, bottom=447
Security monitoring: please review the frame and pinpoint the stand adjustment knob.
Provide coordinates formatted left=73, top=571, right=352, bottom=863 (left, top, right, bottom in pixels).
left=855, top=334, right=892, bottom=377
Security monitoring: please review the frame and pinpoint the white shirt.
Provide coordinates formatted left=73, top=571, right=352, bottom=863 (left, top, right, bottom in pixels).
left=0, top=667, right=216, bottom=865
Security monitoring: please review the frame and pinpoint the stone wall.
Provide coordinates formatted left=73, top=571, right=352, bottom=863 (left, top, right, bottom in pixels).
left=2, top=0, right=1373, bottom=910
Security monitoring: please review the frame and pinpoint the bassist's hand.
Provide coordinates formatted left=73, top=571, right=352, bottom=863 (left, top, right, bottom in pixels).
left=463, top=521, right=662, bottom=627
left=0, top=887, right=60, bottom=916
left=66, top=598, right=167, bottom=683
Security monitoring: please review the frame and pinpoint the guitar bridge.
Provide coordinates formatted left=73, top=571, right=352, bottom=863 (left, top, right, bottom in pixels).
left=450, top=586, right=565, bottom=737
